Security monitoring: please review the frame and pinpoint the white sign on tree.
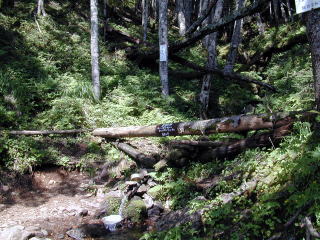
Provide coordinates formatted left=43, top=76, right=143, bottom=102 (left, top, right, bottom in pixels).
left=295, top=0, right=320, bottom=14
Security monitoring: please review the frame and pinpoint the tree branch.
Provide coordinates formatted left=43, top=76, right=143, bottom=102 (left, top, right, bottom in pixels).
left=170, top=55, right=277, bottom=92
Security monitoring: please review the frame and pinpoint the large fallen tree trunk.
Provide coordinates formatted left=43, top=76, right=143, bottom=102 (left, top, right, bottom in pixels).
left=1, top=129, right=91, bottom=136
left=92, top=111, right=316, bottom=138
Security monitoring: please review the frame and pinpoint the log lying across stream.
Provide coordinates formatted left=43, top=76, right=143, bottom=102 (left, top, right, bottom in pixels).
left=92, top=111, right=316, bottom=138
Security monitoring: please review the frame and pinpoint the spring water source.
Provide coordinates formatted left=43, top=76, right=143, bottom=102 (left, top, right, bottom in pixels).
left=102, top=195, right=128, bottom=232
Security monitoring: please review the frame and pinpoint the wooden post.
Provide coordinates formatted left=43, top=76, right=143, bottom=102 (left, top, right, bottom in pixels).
left=159, top=0, right=169, bottom=96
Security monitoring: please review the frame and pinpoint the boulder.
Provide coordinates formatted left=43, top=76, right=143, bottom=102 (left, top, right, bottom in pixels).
left=147, top=185, right=164, bottom=199
left=94, top=195, right=122, bottom=218
left=156, top=208, right=202, bottom=232
left=122, top=199, right=147, bottom=223
left=0, top=225, right=33, bottom=240
left=130, top=173, right=143, bottom=182
left=66, top=223, right=109, bottom=240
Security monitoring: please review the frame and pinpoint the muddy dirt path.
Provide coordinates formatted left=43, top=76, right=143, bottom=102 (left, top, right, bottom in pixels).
left=0, top=167, right=105, bottom=239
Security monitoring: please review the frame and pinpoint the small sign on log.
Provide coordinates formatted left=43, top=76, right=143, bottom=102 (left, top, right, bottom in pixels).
left=295, top=0, right=320, bottom=14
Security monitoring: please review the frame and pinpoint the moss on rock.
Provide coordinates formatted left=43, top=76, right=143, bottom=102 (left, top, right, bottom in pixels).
left=122, top=199, right=147, bottom=223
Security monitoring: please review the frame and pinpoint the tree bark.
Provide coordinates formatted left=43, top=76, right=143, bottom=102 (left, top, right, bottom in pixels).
left=224, top=0, right=245, bottom=73
left=92, top=111, right=316, bottom=138
left=103, top=0, right=109, bottom=41
left=159, top=0, right=169, bottom=96
left=142, top=0, right=149, bottom=42
left=170, top=54, right=277, bottom=91
left=198, top=123, right=291, bottom=162
left=37, top=0, right=46, bottom=16
left=110, top=141, right=157, bottom=168
left=2, top=129, right=91, bottom=136
left=186, top=0, right=217, bottom=35
left=176, top=0, right=193, bottom=36
left=305, top=9, right=320, bottom=111
left=90, top=0, right=101, bottom=101
left=128, top=0, right=270, bottom=61
left=199, top=0, right=224, bottom=119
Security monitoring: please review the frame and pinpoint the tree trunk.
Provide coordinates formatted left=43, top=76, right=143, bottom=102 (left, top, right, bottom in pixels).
left=92, top=111, right=316, bottom=138
left=305, top=9, right=320, bottom=111
left=199, top=0, right=224, bottom=119
left=272, top=0, right=279, bottom=24
left=286, top=0, right=293, bottom=22
left=2, top=129, right=91, bottom=136
left=142, top=0, right=149, bottom=42
left=90, top=0, right=101, bottom=101
left=110, top=142, right=157, bottom=168
left=280, top=1, right=287, bottom=22
left=159, top=0, right=169, bottom=96
left=103, top=0, right=109, bottom=41
left=128, top=0, right=269, bottom=62
left=255, top=13, right=265, bottom=34
left=176, top=0, right=193, bottom=36
left=37, top=0, right=46, bottom=16
left=224, top=0, right=245, bottom=73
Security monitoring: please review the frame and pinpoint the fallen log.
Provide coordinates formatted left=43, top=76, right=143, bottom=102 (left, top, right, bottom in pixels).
left=1, top=129, right=91, bottom=136
left=169, top=139, right=229, bottom=148
left=110, top=141, right=157, bottom=168
left=198, top=123, right=291, bottom=162
left=92, top=111, right=316, bottom=138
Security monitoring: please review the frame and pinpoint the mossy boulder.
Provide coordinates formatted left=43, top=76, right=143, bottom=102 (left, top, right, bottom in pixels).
left=147, top=185, right=164, bottom=200
left=122, top=199, right=147, bottom=223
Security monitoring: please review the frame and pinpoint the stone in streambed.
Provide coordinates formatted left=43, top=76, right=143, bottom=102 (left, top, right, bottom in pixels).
left=130, top=173, right=143, bottom=182
left=66, top=223, right=109, bottom=240
left=122, top=199, right=147, bottom=223
left=0, top=225, right=34, bottom=240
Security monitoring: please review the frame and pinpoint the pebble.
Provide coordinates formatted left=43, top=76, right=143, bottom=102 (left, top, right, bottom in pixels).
left=130, top=173, right=143, bottom=182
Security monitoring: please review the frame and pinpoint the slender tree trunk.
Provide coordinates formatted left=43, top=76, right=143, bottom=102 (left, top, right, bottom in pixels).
left=199, top=0, right=224, bottom=119
left=159, top=0, right=169, bottom=96
left=151, top=0, right=159, bottom=20
left=37, top=0, right=46, bottom=16
left=305, top=9, right=320, bottom=111
left=280, top=1, right=288, bottom=22
left=103, top=0, right=109, bottom=41
left=272, top=0, right=279, bottom=24
left=286, top=0, right=293, bottom=22
left=90, top=0, right=101, bottom=101
left=176, top=0, right=193, bottom=36
left=255, top=13, right=265, bottom=34
left=224, top=0, right=245, bottom=73
left=142, top=0, right=149, bottom=42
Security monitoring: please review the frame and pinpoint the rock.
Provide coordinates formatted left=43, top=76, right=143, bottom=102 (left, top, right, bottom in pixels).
left=156, top=208, right=203, bottom=232
left=153, top=201, right=164, bottom=212
left=122, top=199, right=147, bottom=223
left=139, top=169, right=149, bottom=178
left=66, top=228, right=86, bottom=240
left=131, top=196, right=142, bottom=201
left=40, top=229, right=48, bottom=236
left=147, top=185, right=164, bottom=199
left=48, top=180, right=55, bottom=185
left=66, top=223, right=109, bottom=240
left=25, top=226, right=41, bottom=232
left=125, top=181, right=138, bottom=186
left=0, top=225, right=33, bottom=240
left=130, top=173, right=143, bottom=182
left=147, top=178, right=157, bottom=187
left=96, top=188, right=105, bottom=199
left=2, top=185, right=10, bottom=192
left=142, top=194, right=154, bottom=209
left=147, top=207, right=161, bottom=217
left=154, top=160, right=168, bottom=172
left=137, top=184, right=149, bottom=195
left=29, top=238, right=51, bottom=240
left=57, top=234, right=64, bottom=239
left=79, top=209, right=88, bottom=217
